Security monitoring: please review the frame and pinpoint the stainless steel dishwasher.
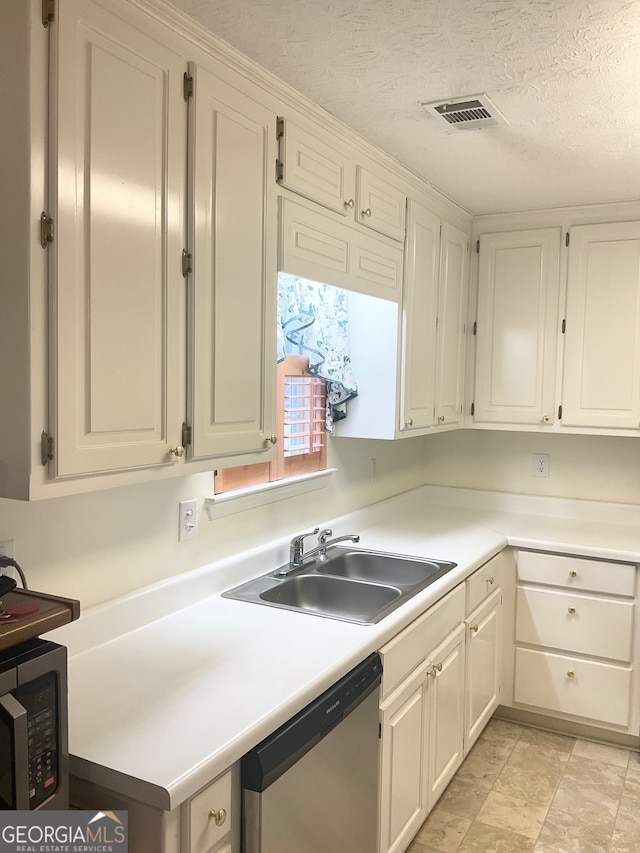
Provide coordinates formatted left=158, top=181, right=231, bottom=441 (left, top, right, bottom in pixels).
left=241, top=652, right=382, bottom=853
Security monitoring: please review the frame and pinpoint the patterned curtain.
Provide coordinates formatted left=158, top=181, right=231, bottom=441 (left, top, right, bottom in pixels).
left=277, top=273, right=358, bottom=431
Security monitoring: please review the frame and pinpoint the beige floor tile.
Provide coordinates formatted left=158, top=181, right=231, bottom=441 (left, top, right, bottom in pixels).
left=492, top=757, right=564, bottom=808
left=455, top=739, right=514, bottom=790
left=432, top=776, right=490, bottom=820
left=481, top=717, right=525, bottom=743
left=457, top=821, right=536, bottom=852
left=517, top=727, right=576, bottom=755
left=571, top=738, right=630, bottom=769
left=534, top=804, right=612, bottom=852
left=475, top=790, right=549, bottom=840
left=608, top=812, right=640, bottom=853
left=412, top=808, right=472, bottom=853
left=560, top=755, right=626, bottom=791
left=549, top=779, right=620, bottom=825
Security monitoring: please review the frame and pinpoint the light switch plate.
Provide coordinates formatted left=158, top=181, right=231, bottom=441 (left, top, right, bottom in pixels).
left=178, top=500, right=198, bottom=542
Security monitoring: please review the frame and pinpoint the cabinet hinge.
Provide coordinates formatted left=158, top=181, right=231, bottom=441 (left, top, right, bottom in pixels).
left=182, top=249, right=192, bottom=277
left=181, top=422, right=192, bottom=448
left=565, top=231, right=570, bottom=247
left=40, top=212, right=54, bottom=248
left=40, top=431, right=54, bottom=466
left=183, top=72, right=194, bottom=101
left=42, top=0, right=55, bottom=27
left=378, top=721, right=382, bottom=739
left=470, top=402, right=475, bottom=416
left=276, top=116, right=285, bottom=140
left=472, top=320, right=477, bottom=335
left=558, top=404, right=563, bottom=420
left=476, top=238, right=480, bottom=254
left=275, top=159, right=284, bottom=183
left=561, top=318, right=566, bottom=334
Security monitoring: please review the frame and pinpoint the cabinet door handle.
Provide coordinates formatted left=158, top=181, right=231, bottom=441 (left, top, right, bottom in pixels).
left=405, top=418, right=413, bottom=427
left=362, top=207, right=372, bottom=217
left=568, top=606, right=576, bottom=615
left=436, top=662, right=443, bottom=672
left=168, top=445, right=184, bottom=458
left=542, top=415, right=550, bottom=423
left=344, top=198, right=355, bottom=209
left=265, top=434, right=278, bottom=445
left=209, top=808, right=227, bottom=826
left=569, top=570, right=578, bottom=578
left=486, top=576, right=494, bottom=586
left=438, top=415, right=445, bottom=423
left=567, top=670, right=575, bottom=678
left=471, top=624, right=479, bottom=633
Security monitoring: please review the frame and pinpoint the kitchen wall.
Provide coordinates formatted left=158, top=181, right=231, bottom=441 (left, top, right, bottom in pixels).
left=423, top=430, right=640, bottom=505
left=0, top=434, right=427, bottom=609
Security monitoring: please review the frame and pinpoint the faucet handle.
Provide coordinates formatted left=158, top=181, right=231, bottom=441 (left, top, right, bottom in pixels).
left=290, top=527, right=320, bottom=564
left=318, top=528, right=333, bottom=545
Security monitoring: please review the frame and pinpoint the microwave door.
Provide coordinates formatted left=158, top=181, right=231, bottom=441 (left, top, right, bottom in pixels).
left=0, top=692, right=29, bottom=809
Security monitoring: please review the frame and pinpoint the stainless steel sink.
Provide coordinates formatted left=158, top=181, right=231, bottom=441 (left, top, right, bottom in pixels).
left=316, top=549, right=455, bottom=588
left=222, top=547, right=457, bottom=624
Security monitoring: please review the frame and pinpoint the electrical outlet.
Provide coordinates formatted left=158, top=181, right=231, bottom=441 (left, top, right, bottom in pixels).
left=0, top=540, right=14, bottom=559
left=533, top=453, right=550, bottom=478
left=178, top=500, right=198, bottom=542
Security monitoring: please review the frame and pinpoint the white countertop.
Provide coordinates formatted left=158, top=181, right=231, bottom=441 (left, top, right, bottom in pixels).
left=52, top=486, right=640, bottom=811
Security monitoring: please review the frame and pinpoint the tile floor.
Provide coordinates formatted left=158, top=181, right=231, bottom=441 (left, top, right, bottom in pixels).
left=408, top=717, right=640, bottom=853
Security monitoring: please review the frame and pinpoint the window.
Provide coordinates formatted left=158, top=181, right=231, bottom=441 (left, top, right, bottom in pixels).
left=214, top=355, right=327, bottom=494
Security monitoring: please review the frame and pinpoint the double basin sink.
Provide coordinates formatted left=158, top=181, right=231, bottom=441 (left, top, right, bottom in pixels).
left=222, top=547, right=457, bottom=624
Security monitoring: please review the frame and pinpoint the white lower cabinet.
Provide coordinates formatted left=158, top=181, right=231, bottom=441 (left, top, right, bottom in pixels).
left=464, top=588, right=502, bottom=752
left=512, top=550, right=638, bottom=733
left=184, top=768, right=239, bottom=853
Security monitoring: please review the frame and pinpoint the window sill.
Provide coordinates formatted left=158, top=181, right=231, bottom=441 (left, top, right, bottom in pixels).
left=204, top=468, right=337, bottom=519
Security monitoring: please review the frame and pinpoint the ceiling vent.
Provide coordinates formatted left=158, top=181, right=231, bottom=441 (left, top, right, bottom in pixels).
left=421, top=93, right=508, bottom=130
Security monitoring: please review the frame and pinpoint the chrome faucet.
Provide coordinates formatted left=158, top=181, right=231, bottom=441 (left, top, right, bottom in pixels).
left=275, top=528, right=360, bottom=576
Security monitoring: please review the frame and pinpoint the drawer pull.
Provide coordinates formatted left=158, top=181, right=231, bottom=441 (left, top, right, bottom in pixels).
left=568, top=606, right=576, bottom=615
left=486, top=576, right=494, bottom=586
left=471, top=624, right=479, bottom=633
left=567, top=670, right=575, bottom=678
left=209, top=808, right=227, bottom=827
left=569, top=570, right=578, bottom=578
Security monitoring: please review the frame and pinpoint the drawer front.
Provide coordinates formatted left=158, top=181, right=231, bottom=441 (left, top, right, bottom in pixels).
left=516, top=586, right=634, bottom=661
left=466, top=553, right=504, bottom=614
left=380, top=584, right=465, bottom=698
left=517, top=551, right=636, bottom=597
left=189, top=770, right=232, bottom=853
left=514, top=647, right=632, bottom=728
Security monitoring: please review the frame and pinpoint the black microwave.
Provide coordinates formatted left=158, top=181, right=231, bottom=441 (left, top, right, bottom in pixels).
left=0, top=638, right=68, bottom=810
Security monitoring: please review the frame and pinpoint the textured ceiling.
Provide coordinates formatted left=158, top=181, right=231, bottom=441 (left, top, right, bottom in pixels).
left=167, top=0, right=640, bottom=214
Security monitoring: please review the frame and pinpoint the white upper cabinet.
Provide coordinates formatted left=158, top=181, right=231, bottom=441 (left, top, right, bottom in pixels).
left=400, top=201, right=440, bottom=432
left=473, top=228, right=561, bottom=426
left=187, top=62, right=277, bottom=460
left=277, top=117, right=406, bottom=241
left=561, top=221, right=640, bottom=429
left=434, top=222, right=469, bottom=428
left=51, top=0, right=186, bottom=477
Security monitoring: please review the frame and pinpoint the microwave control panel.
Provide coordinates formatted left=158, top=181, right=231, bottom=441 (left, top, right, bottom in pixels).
left=16, top=671, right=59, bottom=808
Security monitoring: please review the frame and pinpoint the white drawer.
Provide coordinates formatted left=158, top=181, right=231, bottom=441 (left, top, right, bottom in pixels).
left=189, top=770, right=232, bottom=853
left=380, top=584, right=465, bottom=698
left=516, top=586, right=634, bottom=662
left=466, top=553, right=504, bottom=614
left=514, top=647, right=632, bottom=728
left=517, top=551, right=636, bottom=597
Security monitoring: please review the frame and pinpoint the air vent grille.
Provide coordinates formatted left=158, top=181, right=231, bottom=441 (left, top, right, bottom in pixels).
left=421, top=93, right=508, bottom=130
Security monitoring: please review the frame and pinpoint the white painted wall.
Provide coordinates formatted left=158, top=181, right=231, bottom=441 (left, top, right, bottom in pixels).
left=0, top=435, right=427, bottom=609
left=423, top=430, right=640, bottom=506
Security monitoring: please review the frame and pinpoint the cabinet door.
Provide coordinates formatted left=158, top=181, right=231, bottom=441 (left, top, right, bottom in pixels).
left=278, top=118, right=355, bottom=216
left=474, top=229, right=561, bottom=425
left=465, top=589, right=502, bottom=752
left=561, top=221, right=640, bottom=428
left=400, top=201, right=439, bottom=432
left=53, top=0, right=186, bottom=476
left=356, top=167, right=406, bottom=242
left=188, top=63, right=277, bottom=459
left=434, top=222, right=468, bottom=426
left=427, top=624, right=465, bottom=809
left=379, top=666, right=429, bottom=853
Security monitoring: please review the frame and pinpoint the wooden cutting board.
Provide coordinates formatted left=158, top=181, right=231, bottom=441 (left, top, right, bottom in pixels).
left=0, top=588, right=80, bottom=651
